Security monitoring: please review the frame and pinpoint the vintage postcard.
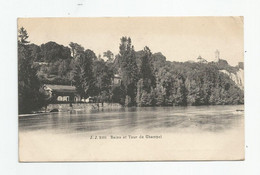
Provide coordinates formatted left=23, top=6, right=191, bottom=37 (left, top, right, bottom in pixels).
left=18, top=17, right=244, bottom=161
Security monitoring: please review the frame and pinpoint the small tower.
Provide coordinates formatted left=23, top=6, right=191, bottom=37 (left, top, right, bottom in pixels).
left=215, top=49, right=220, bottom=62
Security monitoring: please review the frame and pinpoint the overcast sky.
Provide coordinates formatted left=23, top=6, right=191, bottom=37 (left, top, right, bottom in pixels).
left=18, top=17, right=243, bottom=66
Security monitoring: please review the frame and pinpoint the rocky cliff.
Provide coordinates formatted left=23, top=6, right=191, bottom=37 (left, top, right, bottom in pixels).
left=220, top=68, right=244, bottom=90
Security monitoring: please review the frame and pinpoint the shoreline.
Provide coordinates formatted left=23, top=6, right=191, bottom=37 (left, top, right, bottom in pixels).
left=19, top=102, right=123, bottom=117
left=18, top=104, right=244, bottom=117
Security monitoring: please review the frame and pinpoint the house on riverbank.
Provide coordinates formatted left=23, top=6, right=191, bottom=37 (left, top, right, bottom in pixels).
left=43, top=73, right=122, bottom=104
left=43, top=84, right=81, bottom=103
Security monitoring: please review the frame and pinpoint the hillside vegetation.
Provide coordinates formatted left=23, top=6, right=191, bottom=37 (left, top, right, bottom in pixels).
left=18, top=28, right=244, bottom=113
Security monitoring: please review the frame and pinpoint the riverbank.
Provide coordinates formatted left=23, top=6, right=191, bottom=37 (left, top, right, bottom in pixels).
left=46, top=102, right=122, bottom=111
left=19, top=103, right=123, bottom=117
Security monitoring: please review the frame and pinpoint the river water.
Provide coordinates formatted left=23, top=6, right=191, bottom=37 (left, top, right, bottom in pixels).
left=19, top=105, right=244, bottom=161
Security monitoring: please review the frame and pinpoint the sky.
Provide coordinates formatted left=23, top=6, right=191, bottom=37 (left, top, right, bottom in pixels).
left=18, top=17, right=244, bottom=66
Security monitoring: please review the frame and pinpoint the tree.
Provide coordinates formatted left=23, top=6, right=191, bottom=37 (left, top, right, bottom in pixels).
left=170, top=74, right=187, bottom=106
left=92, top=59, right=113, bottom=101
left=39, top=86, right=53, bottom=111
left=139, top=46, right=156, bottom=93
left=28, top=44, right=41, bottom=61
left=18, top=27, right=30, bottom=45
left=18, top=27, right=44, bottom=114
left=153, top=84, right=166, bottom=106
left=117, top=37, right=139, bottom=105
left=57, top=59, right=71, bottom=77
left=111, top=86, right=125, bottom=105
left=185, top=74, right=202, bottom=105
left=72, top=49, right=96, bottom=98
left=69, top=42, right=84, bottom=59
left=136, top=79, right=143, bottom=107
left=140, top=90, right=153, bottom=106
left=103, top=50, right=114, bottom=63
left=40, top=42, right=71, bottom=62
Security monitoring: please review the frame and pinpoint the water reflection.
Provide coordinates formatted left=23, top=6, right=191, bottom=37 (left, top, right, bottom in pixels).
left=19, top=105, right=244, bottom=134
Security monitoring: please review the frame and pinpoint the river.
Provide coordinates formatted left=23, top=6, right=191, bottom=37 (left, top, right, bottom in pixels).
left=19, top=105, right=244, bottom=161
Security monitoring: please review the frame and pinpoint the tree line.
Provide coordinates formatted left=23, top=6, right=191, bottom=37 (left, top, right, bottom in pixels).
left=18, top=27, right=244, bottom=114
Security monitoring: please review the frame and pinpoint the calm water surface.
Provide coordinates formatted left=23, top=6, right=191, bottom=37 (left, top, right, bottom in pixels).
left=19, top=105, right=244, bottom=135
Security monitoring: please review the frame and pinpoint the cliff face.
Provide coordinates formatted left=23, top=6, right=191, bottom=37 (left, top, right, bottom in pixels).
left=220, top=69, right=244, bottom=89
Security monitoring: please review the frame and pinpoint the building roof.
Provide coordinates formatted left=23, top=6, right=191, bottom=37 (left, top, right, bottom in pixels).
left=196, top=55, right=208, bottom=63
left=45, top=84, right=77, bottom=93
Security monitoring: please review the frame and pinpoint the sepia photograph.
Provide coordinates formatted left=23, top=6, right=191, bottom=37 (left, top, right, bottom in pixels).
left=18, top=17, right=244, bottom=161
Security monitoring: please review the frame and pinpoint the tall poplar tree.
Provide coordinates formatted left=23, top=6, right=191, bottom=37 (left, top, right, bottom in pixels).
left=118, top=37, right=139, bottom=106
left=140, top=46, right=156, bottom=93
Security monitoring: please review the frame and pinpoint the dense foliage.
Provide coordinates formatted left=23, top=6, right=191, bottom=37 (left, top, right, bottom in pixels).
left=18, top=28, right=244, bottom=113
left=18, top=28, right=46, bottom=114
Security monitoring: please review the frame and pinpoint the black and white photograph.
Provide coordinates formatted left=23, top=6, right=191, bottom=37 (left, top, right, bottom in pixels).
left=18, top=17, right=244, bottom=161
